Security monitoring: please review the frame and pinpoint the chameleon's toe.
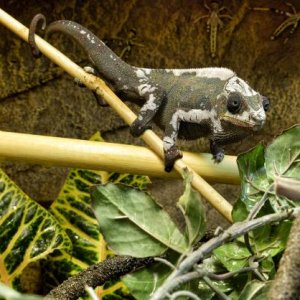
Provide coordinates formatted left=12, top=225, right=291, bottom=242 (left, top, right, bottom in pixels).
left=93, top=92, right=108, bottom=107
left=130, top=118, right=152, bottom=137
left=164, top=146, right=183, bottom=172
left=212, top=149, right=224, bottom=163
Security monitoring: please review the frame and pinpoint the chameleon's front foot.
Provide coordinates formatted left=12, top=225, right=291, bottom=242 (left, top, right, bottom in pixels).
left=210, top=140, right=224, bottom=163
left=164, top=146, right=183, bottom=172
left=130, top=118, right=152, bottom=137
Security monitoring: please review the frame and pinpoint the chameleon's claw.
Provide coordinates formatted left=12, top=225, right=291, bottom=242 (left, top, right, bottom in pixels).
left=164, top=146, right=183, bottom=172
left=210, top=141, right=224, bottom=163
left=130, top=118, right=152, bottom=137
left=213, top=150, right=224, bottom=163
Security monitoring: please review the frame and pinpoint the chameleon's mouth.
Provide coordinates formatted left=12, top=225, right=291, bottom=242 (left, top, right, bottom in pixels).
left=221, top=116, right=258, bottom=129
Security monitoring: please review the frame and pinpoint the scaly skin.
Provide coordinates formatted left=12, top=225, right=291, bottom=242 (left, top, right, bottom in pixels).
left=29, top=16, right=269, bottom=172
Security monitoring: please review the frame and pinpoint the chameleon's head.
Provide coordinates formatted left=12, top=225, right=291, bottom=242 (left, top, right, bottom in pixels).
left=219, top=76, right=269, bottom=131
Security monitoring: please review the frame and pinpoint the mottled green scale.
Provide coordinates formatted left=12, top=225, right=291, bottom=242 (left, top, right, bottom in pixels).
left=148, top=70, right=227, bottom=128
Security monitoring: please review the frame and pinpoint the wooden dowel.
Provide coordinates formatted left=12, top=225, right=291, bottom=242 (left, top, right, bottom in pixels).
left=0, top=131, right=239, bottom=184
left=0, top=9, right=234, bottom=221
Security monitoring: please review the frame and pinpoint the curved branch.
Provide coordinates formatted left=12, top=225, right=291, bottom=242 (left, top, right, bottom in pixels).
left=45, top=256, right=154, bottom=300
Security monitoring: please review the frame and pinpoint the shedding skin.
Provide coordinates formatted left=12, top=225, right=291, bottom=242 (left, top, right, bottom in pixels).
left=28, top=15, right=269, bottom=172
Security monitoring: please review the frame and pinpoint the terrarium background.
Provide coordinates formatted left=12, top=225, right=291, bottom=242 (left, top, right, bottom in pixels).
left=0, top=0, right=299, bottom=229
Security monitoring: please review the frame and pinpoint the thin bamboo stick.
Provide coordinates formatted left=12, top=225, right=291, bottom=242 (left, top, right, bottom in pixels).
left=0, top=9, right=234, bottom=221
left=0, top=130, right=239, bottom=184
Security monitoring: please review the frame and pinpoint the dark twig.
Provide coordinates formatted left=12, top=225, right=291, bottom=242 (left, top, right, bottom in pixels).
left=150, top=208, right=300, bottom=300
left=45, top=256, right=155, bottom=300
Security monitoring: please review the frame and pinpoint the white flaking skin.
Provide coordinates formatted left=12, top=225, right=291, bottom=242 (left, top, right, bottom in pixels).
left=163, top=109, right=223, bottom=151
left=165, top=67, right=235, bottom=81
left=225, top=76, right=257, bottom=97
left=140, top=94, right=158, bottom=112
left=138, top=84, right=157, bottom=96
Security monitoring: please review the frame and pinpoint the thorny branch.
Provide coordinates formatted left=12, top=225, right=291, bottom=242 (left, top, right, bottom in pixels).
left=150, top=208, right=300, bottom=300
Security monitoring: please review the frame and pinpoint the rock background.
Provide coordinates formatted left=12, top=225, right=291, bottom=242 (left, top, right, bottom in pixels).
left=0, top=0, right=299, bottom=229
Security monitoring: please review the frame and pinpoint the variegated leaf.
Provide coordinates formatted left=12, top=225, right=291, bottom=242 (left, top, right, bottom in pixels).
left=0, top=169, right=72, bottom=290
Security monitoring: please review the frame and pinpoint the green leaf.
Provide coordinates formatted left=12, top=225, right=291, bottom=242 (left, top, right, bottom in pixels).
left=92, top=183, right=189, bottom=256
left=238, top=280, right=272, bottom=300
left=232, top=200, right=248, bottom=222
left=178, top=171, right=206, bottom=245
left=0, top=169, right=72, bottom=290
left=0, top=283, right=43, bottom=300
left=122, top=261, right=171, bottom=300
left=252, top=221, right=292, bottom=258
left=213, top=242, right=251, bottom=272
left=233, top=144, right=270, bottom=220
left=265, top=125, right=300, bottom=181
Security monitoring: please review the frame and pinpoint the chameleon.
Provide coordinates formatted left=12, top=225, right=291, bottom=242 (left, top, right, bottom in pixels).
left=29, top=15, right=269, bottom=172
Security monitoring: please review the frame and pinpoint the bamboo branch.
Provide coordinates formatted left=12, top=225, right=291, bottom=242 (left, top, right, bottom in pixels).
left=0, top=130, right=239, bottom=184
left=0, top=9, right=233, bottom=221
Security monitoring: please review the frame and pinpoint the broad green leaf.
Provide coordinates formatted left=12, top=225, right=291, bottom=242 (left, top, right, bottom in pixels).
left=265, top=125, right=300, bottom=180
left=252, top=221, right=292, bottom=258
left=213, top=242, right=251, bottom=272
left=122, top=261, right=172, bottom=300
left=238, top=280, right=272, bottom=300
left=233, top=144, right=270, bottom=221
left=260, top=256, right=275, bottom=280
left=232, top=200, right=248, bottom=222
left=178, top=171, right=206, bottom=245
left=0, top=283, right=42, bottom=300
left=92, top=183, right=189, bottom=256
left=0, top=169, right=72, bottom=290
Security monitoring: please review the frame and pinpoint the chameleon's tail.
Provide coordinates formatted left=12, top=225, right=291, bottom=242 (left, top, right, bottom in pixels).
left=29, top=15, right=135, bottom=85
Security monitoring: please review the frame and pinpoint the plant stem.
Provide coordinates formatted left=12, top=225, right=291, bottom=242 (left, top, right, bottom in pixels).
left=150, top=208, right=300, bottom=300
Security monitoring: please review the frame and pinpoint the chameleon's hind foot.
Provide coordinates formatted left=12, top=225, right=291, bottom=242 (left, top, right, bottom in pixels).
left=164, top=146, right=183, bottom=172
left=75, top=66, right=108, bottom=106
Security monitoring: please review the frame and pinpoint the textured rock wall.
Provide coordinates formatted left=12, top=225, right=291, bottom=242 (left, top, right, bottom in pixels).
left=0, top=0, right=299, bottom=226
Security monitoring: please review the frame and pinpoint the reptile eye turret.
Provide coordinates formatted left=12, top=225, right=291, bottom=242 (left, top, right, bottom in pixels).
left=227, top=92, right=242, bottom=114
left=262, top=96, right=270, bottom=111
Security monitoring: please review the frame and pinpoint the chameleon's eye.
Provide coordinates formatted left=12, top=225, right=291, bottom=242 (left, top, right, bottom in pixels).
left=262, top=96, right=270, bottom=112
left=227, top=92, right=242, bottom=114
